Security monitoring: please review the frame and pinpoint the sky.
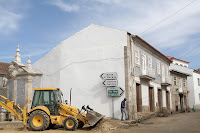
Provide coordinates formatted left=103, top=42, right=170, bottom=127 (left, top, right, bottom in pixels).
left=0, top=0, right=200, bottom=69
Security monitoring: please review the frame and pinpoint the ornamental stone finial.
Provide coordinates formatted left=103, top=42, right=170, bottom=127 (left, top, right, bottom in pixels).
left=14, top=44, right=21, bottom=63
left=27, top=55, right=31, bottom=64
left=26, top=55, right=33, bottom=72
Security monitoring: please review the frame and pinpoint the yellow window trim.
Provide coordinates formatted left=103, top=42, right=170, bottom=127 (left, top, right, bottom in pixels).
left=34, top=87, right=58, bottom=91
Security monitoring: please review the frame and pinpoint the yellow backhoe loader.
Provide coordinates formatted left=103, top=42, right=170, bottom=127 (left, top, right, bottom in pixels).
left=0, top=88, right=103, bottom=131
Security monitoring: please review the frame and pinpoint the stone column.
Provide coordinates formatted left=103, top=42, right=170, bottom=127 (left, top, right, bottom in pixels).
left=132, top=82, right=137, bottom=120
left=25, top=76, right=33, bottom=112
left=13, top=78, right=17, bottom=103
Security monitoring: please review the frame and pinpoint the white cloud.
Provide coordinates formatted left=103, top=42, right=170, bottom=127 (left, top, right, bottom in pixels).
left=0, top=9, right=22, bottom=34
left=0, top=0, right=25, bottom=34
left=50, top=0, right=79, bottom=12
left=93, top=0, right=123, bottom=4
left=85, top=0, right=200, bottom=49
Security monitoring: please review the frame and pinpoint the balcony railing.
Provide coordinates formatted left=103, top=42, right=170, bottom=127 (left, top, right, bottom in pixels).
left=140, top=67, right=155, bottom=80
left=161, top=76, right=171, bottom=86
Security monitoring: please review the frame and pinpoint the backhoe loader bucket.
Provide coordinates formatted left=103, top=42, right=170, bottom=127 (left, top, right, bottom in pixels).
left=86, top=110, right=104, bottom=126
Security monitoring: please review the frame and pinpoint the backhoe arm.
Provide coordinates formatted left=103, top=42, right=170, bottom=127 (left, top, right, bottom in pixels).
left=0, top=95, right=27, bottom=126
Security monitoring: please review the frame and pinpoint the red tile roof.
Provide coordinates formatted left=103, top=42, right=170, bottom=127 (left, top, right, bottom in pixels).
left=166, top=56, right=190, bottom=63
left=0, top=62, right=10, bottom=75
left=194, top=69, right=200, bottom=73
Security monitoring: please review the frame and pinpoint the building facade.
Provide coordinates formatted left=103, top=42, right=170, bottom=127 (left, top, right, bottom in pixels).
left=0, top=62, right=10, bottom=121
left=32, top=24, right=173, bottom=120
left=191, top=70, right=200, bottom=109
left=167, top=56, right=200, bottom=110
left=127, top=36, right=172, bottom=119
left=0, top=62, right=10, bottom=111
left=170, top=70, right=189, bottom=112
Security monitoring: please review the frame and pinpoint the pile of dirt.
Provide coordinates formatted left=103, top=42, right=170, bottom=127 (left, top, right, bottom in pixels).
left=91, top=117, right=127, bottom=133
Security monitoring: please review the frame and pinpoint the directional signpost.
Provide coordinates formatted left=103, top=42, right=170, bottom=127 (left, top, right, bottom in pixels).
left=100, top=72, right=124, bottom=118
left=107, top=87, right=124, bottom=97
left=100, top=72, right=124, bottom=97
left=103, top=80, right=118, bottom=87
left=100, top=72, right=118, bottom=80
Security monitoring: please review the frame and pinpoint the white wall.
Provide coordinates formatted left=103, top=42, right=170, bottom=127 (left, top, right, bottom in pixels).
left=167, top=86, right=172, bottom=110
left=172, top=59, right=189, bottom=67
left=141, top=81, right=149, bottom=106
left=149, top=81, right=161, bottom=106
left=193, top=72, right=200, bottom=109
left=162, top=89, right=166, bottom=107
left=33, top=24, right=128, bottom=119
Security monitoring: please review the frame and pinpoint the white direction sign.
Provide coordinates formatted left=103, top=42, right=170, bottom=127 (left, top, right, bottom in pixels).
left=107, top=87, right=124, bottom=97
left=100, top=72, right=118, bottom=80
left=103, top=80, right=118, bottom=87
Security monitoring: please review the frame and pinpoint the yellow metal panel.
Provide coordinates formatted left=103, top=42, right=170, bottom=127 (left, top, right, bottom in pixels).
left=23, top=107, right=27, bottom=126
left=34, top=87, right=58, bottom=91
left=50, top=115, right=66, bottom=124
left=59, top=104, right=88, bottom=124
left=29, top=105, right=50, bottom=116
left=0, top=101, right=23, bottom=121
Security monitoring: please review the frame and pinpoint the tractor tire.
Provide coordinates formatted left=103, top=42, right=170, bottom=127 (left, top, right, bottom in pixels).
left=63, top=116, right=78, bottom=131
left=78, top=121, right=84, bottom=128
left=28, top=110, right=50, bottom=131
left=47, top=122, right=56, bottom=129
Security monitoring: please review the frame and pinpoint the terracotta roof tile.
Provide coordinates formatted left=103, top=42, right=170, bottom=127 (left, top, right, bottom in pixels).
left=0, top=62, right=10, bottom=75
left=166, top=56, right=190, bottom=63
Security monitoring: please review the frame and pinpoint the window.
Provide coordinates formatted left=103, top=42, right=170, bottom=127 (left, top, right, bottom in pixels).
left=166, top=67, right=169, bottom=76
left=174, top=76, right=177, bottom=85
left=157, top=62, right=160, bottom=74
left=179, top=78, right=182, bottom=88
left=135, top=50, right=140, bottom=65
left=199, top=93, right=200, bottom=101
left=148, top=57, right=152, bottom=68
left=162, top=65, right=165, bottom=79
left=142, top=54, right=146, bottom=70
left=198, top=78, right=200, bottom=86
left=183, top=79, right=186, bottom=87
left=43, top=91, right=50, bottom=105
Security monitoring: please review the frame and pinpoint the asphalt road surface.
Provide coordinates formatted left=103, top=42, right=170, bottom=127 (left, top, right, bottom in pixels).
left=0, top=111, right=199, bottom=133
left=115, top=111, right=200, bottom=133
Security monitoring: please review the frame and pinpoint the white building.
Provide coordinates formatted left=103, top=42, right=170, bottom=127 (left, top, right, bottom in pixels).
left=191, top=70, right=200, bottom=109
left=33, top=24, right=172, bottom=119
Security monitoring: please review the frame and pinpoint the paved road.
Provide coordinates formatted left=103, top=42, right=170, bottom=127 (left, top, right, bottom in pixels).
left=114, top=111, right=200, bottom=133
left=0, top=111, right=199, bottom=133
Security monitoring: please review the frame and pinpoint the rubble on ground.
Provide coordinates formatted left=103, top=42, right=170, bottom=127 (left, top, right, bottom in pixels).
left=91, top=117, right=127, bottom=133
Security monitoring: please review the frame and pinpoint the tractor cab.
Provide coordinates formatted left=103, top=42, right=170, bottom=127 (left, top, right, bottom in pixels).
left=31, top=88, right=62, bottom=115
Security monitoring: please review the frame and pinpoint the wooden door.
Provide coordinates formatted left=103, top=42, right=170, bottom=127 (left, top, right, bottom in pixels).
left=149, top=87, right=153, bottom=112
left=166, top=91, right=169, bottom=110
left=158, top=89, right=162, bottom=111
left=136, top=84, right=140, bottom=112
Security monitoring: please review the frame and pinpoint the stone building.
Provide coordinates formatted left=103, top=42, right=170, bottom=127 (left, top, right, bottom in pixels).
left=33, top=24, right=173, bottom=120
left=167, top=56, right=200, bottom=110
left=170, top=69, right=189, bottom=112
left=131, top=36, right=172, bottom=119
left=0, top=62, right=10, bottom=111
left=6, top=45, right=41, bottom=114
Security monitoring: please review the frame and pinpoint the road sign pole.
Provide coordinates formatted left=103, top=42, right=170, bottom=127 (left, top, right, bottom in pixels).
left=112, top=97, right=114, bottom=118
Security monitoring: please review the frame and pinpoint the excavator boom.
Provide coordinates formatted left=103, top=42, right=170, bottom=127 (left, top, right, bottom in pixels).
left=0, top=95, right=27, bottom=126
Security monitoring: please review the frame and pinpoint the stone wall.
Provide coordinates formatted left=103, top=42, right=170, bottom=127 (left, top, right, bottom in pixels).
left=16, top=79, right=25, bottom=108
